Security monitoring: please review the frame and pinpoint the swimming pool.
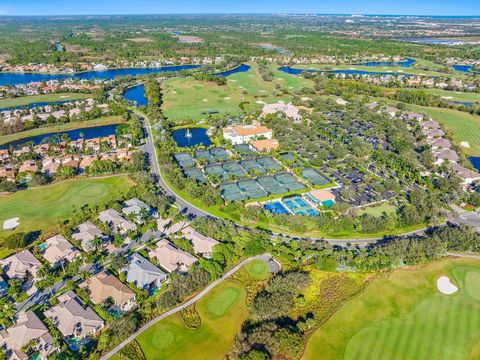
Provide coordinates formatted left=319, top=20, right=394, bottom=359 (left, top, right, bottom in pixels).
left=264, top=202, right=290, bottom=215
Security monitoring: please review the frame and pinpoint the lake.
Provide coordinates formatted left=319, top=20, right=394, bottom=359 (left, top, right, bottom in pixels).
left=0, top=124, right=119, bottom=150
left=470, top=157, right=480, bottom=172
left=355, top=58, right=416, bottom=68
left=123, top=84, right=148, bottom=106
left=172, top=127, right=211, bottom=148
left=451, top=64, right=479, bottom=74
left=277, top=67, right=415, bottom=77
left=215, top=64, right=251, bottom=77
left=0, top=64, right=201, bottom=86
left=0, top=100, right=74, bottom=111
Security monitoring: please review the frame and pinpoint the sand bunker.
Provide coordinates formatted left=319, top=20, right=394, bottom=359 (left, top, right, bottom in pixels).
left=3, top=218, right=20, bottom=230
left=437, top=276, right=458, bottom=295
left=461, top=141, right=470, bottom=148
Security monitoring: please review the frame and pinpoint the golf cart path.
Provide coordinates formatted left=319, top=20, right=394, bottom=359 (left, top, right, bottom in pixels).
left=100, top=254, right=274, bottom=360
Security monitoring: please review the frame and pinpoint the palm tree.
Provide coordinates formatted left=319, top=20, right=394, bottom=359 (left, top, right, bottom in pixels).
left=0, top=299, right=15, bottom=328
left=91, top=235, right=103, bottom=252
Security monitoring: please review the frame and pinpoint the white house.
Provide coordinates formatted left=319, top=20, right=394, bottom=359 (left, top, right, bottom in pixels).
left=222, top=124, right=273, bottom=145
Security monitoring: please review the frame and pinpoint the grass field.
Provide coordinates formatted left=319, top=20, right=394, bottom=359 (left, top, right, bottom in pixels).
left=162, top=62, right=312, bottom=121
left=0, top=175, right=134, bottom=238
left=0, top=115, right=124, bottom=145
left=136, top=280, right=248, bottom=360
left=403, top=104, right=480, bottom=156
left=302, top=258, right=480, bottom=360
left=357, top=202, right=396, bottom=217
left=0, top=93, right=91, bottom=109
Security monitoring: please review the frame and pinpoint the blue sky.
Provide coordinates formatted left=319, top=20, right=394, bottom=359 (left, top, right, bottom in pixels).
left=0, top=0, right=478, bottom=16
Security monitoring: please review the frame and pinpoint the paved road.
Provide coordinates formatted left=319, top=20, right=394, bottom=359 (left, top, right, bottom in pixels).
left=447, top=252, right=480, bottom=260
left=137, top=110, right=209, bottom=218
left=449, top=204, right=480, bottom=230
left=100, top=254, right=274, bottom=360
left=137, top=110, right=445, bottom=247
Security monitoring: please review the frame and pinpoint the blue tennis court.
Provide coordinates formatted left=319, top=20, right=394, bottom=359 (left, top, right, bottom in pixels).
left=264, top=202, right=290, bottom=215
left=283, top=196, right=318, bottom=216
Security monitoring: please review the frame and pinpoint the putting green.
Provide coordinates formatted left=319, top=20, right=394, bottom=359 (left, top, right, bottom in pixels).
left=302, top=259, right=480, bottom=360
left=0, top=176, right=135, bottom=238
left=136, top=280, right=247, bottom=360
left=245, top=259, right=270, bottom=280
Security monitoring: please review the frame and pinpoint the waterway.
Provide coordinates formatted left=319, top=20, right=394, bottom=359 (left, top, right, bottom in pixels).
left=355, top=58, right=416, bottom=67
left=0, top=124, right=119, bottom=150
left=469, top=157, right=480, bottom=173
left=277, top=67, right=416, bottom=77
left=0, top=100, right=74, bottom=111
left=0, top=65, right=201, bottom=86
left=172, top=127, right=211, bottom=148
left=214, top=64, right=251, bottom=77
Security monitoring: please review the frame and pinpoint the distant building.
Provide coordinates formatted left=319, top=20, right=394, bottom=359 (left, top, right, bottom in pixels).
left=250, top=139, right=279, bottom=152
left=223, top=123, right=273, bottom=145
left=122, top=253, right=168, bottom=290
left=307, top=189, right=336, bottom=207
left=261, top=102, right=302, bottom=122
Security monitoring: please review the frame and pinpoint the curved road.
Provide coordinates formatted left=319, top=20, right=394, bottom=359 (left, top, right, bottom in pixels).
left=100, top=254, right=274, bottom=360
left=138, top=110, right=443, bottom=247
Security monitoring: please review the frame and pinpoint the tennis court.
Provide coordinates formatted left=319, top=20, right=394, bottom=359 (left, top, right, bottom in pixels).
left=220, top=183, right=248, bottom=202
left=276, top=172, right=306, bottom=191
left=234, top=144, right=254, bottom=157
left=194, top=149, right=212, bottom=163
left=241, top=159, right=266, bottom=175
left=223, top=162, right=248, bottom=178
left=174, top=152, right=195, bottom=168
left=283, top=196, right=318, bottom=216
left=183, top=167, right=207, bottom=184
left=302, top=168, right=330, bottom=186
left=257, top=156, right=282, bottom=171
left=280, top=153, right=305, bottom=168
left=257, top=176, right=288, bottom=195
left=264, top=201, right=290, bottom=215
left=238, top=179, right=268, bottom=199
left=209, top=147, right=229, bottom=162
left=204, top=164, right=225, bottom=180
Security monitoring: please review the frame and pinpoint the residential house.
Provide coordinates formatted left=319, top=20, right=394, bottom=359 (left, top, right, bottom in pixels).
left=424, top=128, right=445, bottom=139
left=79, top=155, right=97, bottom=171
left=250, top=139, right=279, bottom=152
left=433, top=149, right=459, bottom=165
left=18, top=161, right=38, bottom=174
left=42, top=235, right=81, bottom=268
left=44, top=291, right=104, bottom=341
left=79, top=271, right=136, bottom=311
left=427, top=138, right=452, bottom=150
left=0, top=250, right=41, bottom=282
left=98, top=209, right=136, bottom=234
left=122, top=198, right=157, bottom=221
left=261, top=102, right=302, bottom=122
left=122, top=253, right=167, bottom=290
left=0, top=276, right=7, bottom=297
left=116, top=149, right=132, bottom=162
left=180, top=227, right=219, bottom=258
left=72, top=221, right=106, bottom=252
left=148, top=240, right=198, bottom=273
left=41, top=158, right=60, bottom=175
left=61, top=155, right=80, bottom=169
left=222, top=123, right=273, bottom=145
left=420, top=120, right=441, bottom=129
left=448, top=163, right=480, bottom=184
left=0, top=166, right=15, bottom=181
left=0, top=311, right=57, bottom=360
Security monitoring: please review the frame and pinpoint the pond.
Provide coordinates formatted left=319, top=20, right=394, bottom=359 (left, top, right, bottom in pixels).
left=451, top=64, right=478, bottom=74
left=0, top=64, right=201, bottom=86
left=0, top=124, right=119, bottom=150
left=172, top=127, right=211, bottom=148
left=123, top=84, right=148, bottom=106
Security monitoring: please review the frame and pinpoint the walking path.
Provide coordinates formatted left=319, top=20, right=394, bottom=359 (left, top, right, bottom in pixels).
left=447, top=252, right=480, bottom=260
left=100, top=254, right=274, bottom=360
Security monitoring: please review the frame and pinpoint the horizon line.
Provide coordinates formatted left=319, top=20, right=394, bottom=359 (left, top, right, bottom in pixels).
left=0, top=13, right=479, bottom=17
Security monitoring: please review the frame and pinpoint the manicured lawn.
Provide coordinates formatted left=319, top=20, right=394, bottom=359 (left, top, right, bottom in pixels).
left=0, top=93, right=91, bottom=108
left=245, top=258, right=271, bottom=280
left=0, top=175, right=134, bottom=237
left=302, top=258, right=480, bottom=360
left=357, top=202, right=396, bottom=217
left=136, top=280, right=247, bottom=360
left=403, top=104, right=480, bottom=156
left=162, top=62, right=312, bottom=121
left=402, top=88, right=480, bottom=103
left=0, top=116, right=124, bottom=145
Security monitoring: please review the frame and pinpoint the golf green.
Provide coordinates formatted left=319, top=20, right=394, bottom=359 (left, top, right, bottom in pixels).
left=136, top=280, right=247, bottom=360
left=0, top=175, right=135, bottom=237
left=302, top=258, right=480, bottom=360
left=245, top=258, right=271, bottom=280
